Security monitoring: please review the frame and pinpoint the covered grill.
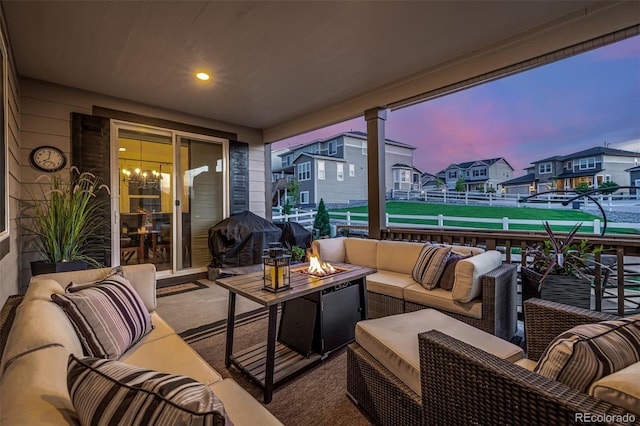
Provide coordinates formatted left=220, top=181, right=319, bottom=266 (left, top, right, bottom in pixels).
left=208, top=211, right=282, bottom=269
left=274, top=221, right=312, bottom=250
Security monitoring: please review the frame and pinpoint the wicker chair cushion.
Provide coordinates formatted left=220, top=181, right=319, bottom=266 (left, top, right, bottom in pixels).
left=354, top=309, right=523, bottom=396
left=451, top=250, right=502, bottom=303
left=67, top=355, right=231, bottom=425
left=344, top=238, right=379, bottom=269
left=535, top=314, right=640, bottom=393
left=411, top=245, right=451, bottom=290
left=376, top=240, right=424, bottom=275
left=366, top=271, right=416, bottom=299
left=403, top=285, right=483, bottom=319
left=311, top=237, right=346, bottom=263
left=588, top=362, right=640, bottom=416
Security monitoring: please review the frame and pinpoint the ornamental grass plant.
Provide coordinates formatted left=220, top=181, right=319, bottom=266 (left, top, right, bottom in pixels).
left=25, top=167, right=110, bottom=267
left=525, top=221, right=605, bottom=289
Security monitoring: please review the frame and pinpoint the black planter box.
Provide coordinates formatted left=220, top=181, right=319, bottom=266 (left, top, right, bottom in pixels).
left=30, top=260, right=88, bottom=276
left=521, top=268, right=591, bottom=310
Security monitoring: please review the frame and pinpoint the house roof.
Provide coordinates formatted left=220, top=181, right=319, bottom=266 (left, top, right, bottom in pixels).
left=501, top=173, right=536, bottom=186
left=292, top=152, right=347, bottom=163
left=2, top=1, right=633, bottom=143
left=625, top=165, right=640, bottom=172
left=277, top=131, right=416, bottom=158
left=555, top=167, right=604, bottom=179
left=446, top=157, right=513, bottom=171
left=534, top=146, right=640, bottom=164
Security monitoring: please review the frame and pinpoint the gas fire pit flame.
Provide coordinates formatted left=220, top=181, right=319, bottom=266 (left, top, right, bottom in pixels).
left=307, top=253, right=337, bottom=277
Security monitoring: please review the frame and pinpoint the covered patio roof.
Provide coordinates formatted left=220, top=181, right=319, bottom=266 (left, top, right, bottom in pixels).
left=3, top=1, right=638, bottom=143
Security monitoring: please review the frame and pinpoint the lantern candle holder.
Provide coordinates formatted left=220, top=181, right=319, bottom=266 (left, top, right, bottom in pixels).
left=263, top=243, right=291, bottom=293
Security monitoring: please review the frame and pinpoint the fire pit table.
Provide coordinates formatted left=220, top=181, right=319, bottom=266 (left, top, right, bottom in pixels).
left=215, top=262, right=376, bottom=403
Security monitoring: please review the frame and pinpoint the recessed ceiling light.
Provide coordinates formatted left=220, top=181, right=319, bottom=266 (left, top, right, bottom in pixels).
left=119, top=148, right=126, bottom=152
left=196, top=72, right=210, bottom=81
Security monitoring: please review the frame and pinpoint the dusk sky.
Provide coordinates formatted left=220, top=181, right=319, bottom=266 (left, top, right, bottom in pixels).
left=274, top=35, right=640, bottom=177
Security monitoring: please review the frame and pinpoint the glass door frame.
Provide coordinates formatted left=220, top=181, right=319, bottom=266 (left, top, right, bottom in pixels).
left=110, top=119, right=230, bottom=279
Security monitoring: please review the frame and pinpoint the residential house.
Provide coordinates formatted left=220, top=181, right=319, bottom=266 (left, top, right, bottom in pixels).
left=273, top=132, right=418, bottom=207
left=503, top=146, right=640, bottom=195
left=627, top=166, right=640, bottom=198
left=443, top=158, right=514, bottom=192
left=421, top=172, right=445, bottom=191
left=0, top=2, right=636, bottom=304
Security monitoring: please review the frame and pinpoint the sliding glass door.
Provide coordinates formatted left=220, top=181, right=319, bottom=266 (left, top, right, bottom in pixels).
left=112, top=122, right=228, bottom=276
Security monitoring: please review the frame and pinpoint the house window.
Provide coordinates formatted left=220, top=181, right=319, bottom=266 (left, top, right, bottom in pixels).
left=328, top=141, right=337, bottom=155
left=394, top=170, right=410, bottom=183
left=349, top=163, right=355, bottom=177
left=337, top=163, right=344, bottom=181
left=318, top=160, right=325, bottom=180
left=448, top=171, right=457, bottom=179
left=300, top=191, right=309, bottom=204
left=472, top=168, right=487, bottom=177
left=362, top=141, right=367, bottom=155
left=297, top=162, right=311, bottom=181
left=605, top=174, right=612, bottom=183
left=283, top=154, right=292, bottom=167
left=579, top=157, right=596, bottom=170
left=539, top=163, right=552, bottom=174
left=565, top=161, right=572, bottom=170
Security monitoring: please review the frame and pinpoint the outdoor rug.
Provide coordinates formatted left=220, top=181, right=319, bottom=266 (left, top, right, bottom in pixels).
left=188, top=313, right=373, bottom=426
left=156, top=281, right=208, bottom=298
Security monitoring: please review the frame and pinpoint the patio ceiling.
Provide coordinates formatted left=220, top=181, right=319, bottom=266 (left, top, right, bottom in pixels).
left=2, top=1, right=637, bottom=142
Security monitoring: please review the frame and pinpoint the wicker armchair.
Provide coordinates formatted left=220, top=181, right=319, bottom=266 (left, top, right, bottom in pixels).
left=418, top=298, right=637, bottom=426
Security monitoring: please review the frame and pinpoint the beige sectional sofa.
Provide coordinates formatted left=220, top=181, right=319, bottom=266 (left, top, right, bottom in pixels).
left=0, top=264, right=282, bottom=426
left=312, top=237, right=517, bottom=340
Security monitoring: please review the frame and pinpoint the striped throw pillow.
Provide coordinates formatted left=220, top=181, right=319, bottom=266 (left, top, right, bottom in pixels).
left=68, top=355, right=231, bottom=426
left=52, top=275, right=152, bottom=359
left=411, top=244, right=451, bottom=290
left=534, top=314, right=640, bottom=392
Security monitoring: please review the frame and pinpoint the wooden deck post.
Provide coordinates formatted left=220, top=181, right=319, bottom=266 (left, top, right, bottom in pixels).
left=365, top=107, right=387, bottom=240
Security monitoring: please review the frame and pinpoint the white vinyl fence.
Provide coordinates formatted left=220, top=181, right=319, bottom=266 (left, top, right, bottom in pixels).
left=272, top=207, right=640, bottom=235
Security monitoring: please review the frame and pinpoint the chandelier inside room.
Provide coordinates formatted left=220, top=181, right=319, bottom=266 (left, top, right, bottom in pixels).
left=121, top=141, right=164, bottom=190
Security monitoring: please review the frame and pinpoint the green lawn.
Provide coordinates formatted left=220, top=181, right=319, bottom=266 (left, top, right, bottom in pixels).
left=329, top=202, right=638, bottom=234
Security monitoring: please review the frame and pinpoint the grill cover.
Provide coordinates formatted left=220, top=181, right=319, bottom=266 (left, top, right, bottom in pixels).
left=208, top=211, right=283, bottom=267
left=275, top=221, right=312, bottom=249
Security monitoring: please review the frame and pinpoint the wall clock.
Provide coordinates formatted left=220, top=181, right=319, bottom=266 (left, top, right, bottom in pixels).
left=29, top=146, right=67, bottom=173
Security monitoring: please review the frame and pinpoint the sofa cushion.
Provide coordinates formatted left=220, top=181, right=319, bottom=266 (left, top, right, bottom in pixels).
left=366, top=271, right=417, bottom=299
left=376, top=240, right=424, bottom=275
left=451, top=250, right=502, bottom=303
left=588, top=362, right=640, bottom=416
left=355, top=309, right=523, bottom=396
left=0, top=345, right=77, bottom=425
left=119, top=334, right=223, bottom=386
left=438, top=252, right=470, bottom=291
left=534, top=315, right=640, bottom=393
left=515, top=358, right=538, bottom=371
left=67, top=355, right=232, bottom=425
left=311, top=237, right=346, bottom=263
left=411, top=245, right=451, bottom=290
left=439, top=245, right=484, bottom=256
left=51, top=275, right=153, bottom=359
left=210, top=379, right=284, bottom=426
left=344, top=238, right=379, bottom=269
left=403, top=284, right=483, bottom=319
left=34, top=263, right=157, bottom=312
left=1, top=296, right=85, bottom=374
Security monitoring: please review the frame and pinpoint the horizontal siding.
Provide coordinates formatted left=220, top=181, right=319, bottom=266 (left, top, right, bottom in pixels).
left=0, top=20, right=22, bottom=303
left=17, top=78, right=265, bottom=288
